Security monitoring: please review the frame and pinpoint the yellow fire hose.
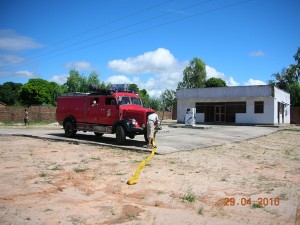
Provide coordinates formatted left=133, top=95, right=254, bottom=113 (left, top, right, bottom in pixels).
left=127, top=128, right=159, bottom=185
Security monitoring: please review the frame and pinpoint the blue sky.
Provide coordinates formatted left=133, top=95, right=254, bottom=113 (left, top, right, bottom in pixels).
left=0, top=0, right=299, bottom=97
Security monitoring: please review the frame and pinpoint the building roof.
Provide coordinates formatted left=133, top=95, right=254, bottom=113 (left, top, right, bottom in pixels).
left=176, top=85, right=287, bottom=100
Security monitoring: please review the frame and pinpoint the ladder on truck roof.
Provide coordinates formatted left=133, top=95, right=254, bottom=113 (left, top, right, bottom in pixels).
left=62, top=92, right=90, bottom=96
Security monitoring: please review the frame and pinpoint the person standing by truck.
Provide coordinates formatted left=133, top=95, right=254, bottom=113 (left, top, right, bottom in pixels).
left=147, top=113, right=159, bottom=149
left=24, top=109, right=29, bottom=126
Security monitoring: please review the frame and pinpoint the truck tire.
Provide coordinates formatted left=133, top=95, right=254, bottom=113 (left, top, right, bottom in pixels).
left=116, top=125, right=126, bottom=145
left=64, top=120, right=76, bottom=138
left=94, top=132, right=104, bottom=137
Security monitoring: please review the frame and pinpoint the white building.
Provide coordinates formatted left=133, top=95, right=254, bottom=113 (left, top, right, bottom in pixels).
left=177, top=85, right=290, bottom=125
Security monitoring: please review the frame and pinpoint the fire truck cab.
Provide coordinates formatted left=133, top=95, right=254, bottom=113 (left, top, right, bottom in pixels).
left=56, top=87, right=155, bottom=144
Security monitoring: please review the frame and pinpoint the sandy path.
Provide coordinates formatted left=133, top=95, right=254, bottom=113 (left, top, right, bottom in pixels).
left=0, top=128, right=299, bottom=225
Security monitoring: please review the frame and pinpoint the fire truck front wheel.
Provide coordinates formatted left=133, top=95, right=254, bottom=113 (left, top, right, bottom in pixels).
left=64, top=120, right=77, bottom=138
left=116, top=125, right=126, bottom=145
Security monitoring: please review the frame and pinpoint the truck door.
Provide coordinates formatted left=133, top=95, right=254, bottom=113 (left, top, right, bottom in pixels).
left=99, top=97, right=118, bottom=125
left=86, top=96, right=101, bottom=124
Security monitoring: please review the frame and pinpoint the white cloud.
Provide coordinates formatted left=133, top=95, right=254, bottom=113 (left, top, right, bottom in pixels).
left=106, top=48, right=247, bottom=97
left=206, top=65, right=239, bottom=86
left=0, top=70, right=37, bottom=78
left=49, top=74, right=69, bottom=84
left=65, top=61, right=93, bottom=71
left=107, top=48, right=188, bottom=97
left=244, top=78, right=266, bottom=86
left=0, top=29, right=43, bottom=51
left=249, top=50, right=265, bottom=57
left=105, top=75, right=132, bottom=84
left=0, top=54, right=24, bottom=66
left=108, top=48, right=179, bottom=74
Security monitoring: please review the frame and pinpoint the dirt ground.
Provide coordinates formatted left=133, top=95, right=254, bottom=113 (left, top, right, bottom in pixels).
left=0, top=127, right=299, bottom=225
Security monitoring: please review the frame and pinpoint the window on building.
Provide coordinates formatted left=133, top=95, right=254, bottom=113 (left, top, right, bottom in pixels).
left=235, top=102, right=246, bottom=113
left=195, top=103, right=205, bottom=113
left=255, top=101, right=264, bottom=113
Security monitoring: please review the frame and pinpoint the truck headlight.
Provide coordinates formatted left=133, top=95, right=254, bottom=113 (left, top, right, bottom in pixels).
left=131, top=119, right=137, bottom=127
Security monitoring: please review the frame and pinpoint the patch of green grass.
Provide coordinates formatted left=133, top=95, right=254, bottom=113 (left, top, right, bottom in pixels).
left=51, top=165, right=61, bottom=171
left=91, top=156, right=101, bottom=160
left=115, top=172, right=126, bottom=176
left=2, top=121, right=56, bottom=126
left=279, top=192, right=288, bottom=200
left=156, top=191, right=164, bottom=195
left=243, top=154, right=254, bottom=159
left=251, top=203, right=263, bottom=209
left=220, top=177, right=227, bottom=182
left=284, top=149, right=293, bottom=158
left=43, top=208, right=53, bottom=212
left=130, top=159, right=140, bottom=163
left=73, top=167, right=88, bottom=173
left=126, top=213, right=137, bottom=219
left=197, top=206, right=204, bottom=215
left=258, top=175, right=268, bottom=181
left=182, top=186, right=196, bottom=203
left=39, top=172, right=47, bottom=177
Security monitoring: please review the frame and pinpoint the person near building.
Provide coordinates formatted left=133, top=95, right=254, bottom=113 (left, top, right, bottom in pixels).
left=147, top=113, right=159, bottom=149
left=24, top=109, right=29, bottom=126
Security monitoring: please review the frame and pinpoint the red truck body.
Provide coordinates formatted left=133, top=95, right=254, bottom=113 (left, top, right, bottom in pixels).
left=56, top=90, right=155, bottom=144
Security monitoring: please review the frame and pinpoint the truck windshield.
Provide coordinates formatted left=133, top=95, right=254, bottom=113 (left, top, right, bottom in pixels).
left=118, top=96, right=142, bottom=106
left=131, top=97, right=142, bottom=106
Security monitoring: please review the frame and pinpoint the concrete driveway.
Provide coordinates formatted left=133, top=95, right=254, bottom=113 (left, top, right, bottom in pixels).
left=0, top=124, right=279, bottom=154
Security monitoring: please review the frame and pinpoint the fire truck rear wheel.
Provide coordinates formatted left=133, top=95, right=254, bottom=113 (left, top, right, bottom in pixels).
left=116, top=125, right=126, bottom=144
left=64, top=120, right=76, bottom=138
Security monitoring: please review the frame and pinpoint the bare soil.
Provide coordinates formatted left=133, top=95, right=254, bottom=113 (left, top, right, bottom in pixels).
left=0, top=128, right=299, bottom=225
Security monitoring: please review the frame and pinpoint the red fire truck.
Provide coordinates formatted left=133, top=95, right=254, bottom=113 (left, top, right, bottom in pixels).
left=56, top=88, right=155, bottom=144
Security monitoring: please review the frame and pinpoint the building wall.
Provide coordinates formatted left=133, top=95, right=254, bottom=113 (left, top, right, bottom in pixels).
left=176, top=85, right=290, bottom=124
left=177, top=85, right=273, bottom=99
left=235, top=97, right=274, bottom=124
left=273, top=87, right=290, bottom=124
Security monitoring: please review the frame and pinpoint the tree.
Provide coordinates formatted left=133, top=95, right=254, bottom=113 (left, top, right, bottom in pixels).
left=205, top=77, right=227, bottom=87
left=19, top=79, right=55, bottom=105
left=148, top=98, right=161, bottom=111
left=129, top=83, right=140, bottom=93
left=65, top=70, right=85, bottom=92
left=178, top=57, right=206, bottom=88
left=0, top=82, right=22, bottom=105
left=87, top=71, right=100, bottom=90
left=268, top=47, right=300, bottom=106
left=288, top=82, right=300, bottom=107
left=65, top=70, right=109, bottom=92
left=48, top=82, right=65, bottom=105
left=160, top=89, right=176, bottom=111
left=139, top=89, right=150, bottom=108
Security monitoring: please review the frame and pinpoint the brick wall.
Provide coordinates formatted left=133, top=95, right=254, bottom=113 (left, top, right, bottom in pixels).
left=0, top=106, right=57, bottom=123
left=291, top=107, right=300, bottom=124
left=0, top=106, right=175, bottom=123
